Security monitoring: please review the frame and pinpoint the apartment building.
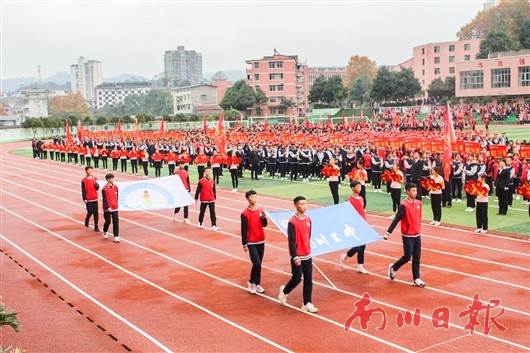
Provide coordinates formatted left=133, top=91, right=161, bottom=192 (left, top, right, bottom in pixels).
left=70, top=56, right=103, bottom=104
left=395, top=39, right=481, bottom=96
left=172, top=84, right=219, bottom=115
left=95, top=82, right=152, bottom=109
left=164, top=46, right=203, bottom=87
left=455, top=50, right=530, bottom=104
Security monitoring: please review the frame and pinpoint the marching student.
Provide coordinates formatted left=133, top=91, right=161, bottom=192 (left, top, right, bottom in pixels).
left=278, top=196, right=318, bottom=313
left=340, top=181, right=369, bottom=274
left=194, top=167, right=220, bottom=231
left=81, top=166, right=100, bottom=231
left=429, top=166, right=444, bottom=226
left=241, top=190, right=268, bottom=294
left=102, top=173, right=121, bottom=243
left=384, top=183, right=427, bottom=288
left=475, top=174, right=489, bottom=234
left=173, top=161, right=191, bottom=223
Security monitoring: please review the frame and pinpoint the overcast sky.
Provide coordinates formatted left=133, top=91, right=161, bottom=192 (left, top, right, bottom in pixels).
left=1, top=0, right=486, bottom=80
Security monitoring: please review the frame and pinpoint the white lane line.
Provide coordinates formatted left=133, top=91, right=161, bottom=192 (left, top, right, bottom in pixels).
left=0, top=208, right=294, bottom=353
left=0, top=233, right=173, bottom=353
left=2, top=195, right=529, bottom=352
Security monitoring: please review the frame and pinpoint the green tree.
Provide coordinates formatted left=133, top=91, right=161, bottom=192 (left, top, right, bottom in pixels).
left=308, top=75, right=345, bottom=107
left=393, top=68, right=422, bottom=100
left=476, top=30, right=521, bottom=59
left=371, top=67, right=395, bottom=102
left=344, top=55, right=378, bottom=88
left=254, top=86, right=268, bottom=115
left=518, top=19, right=530, bottom=49
left=220, top=80, right=257, bottom=113
left=348, top=74, right=373, bottom=106
left=427, top=77, right=455, bottom=100
left=23, top=118, right=43, bottom=137
left=96, top=116, right=108, bottom=125
left=308, top=76, right=327, bottom=104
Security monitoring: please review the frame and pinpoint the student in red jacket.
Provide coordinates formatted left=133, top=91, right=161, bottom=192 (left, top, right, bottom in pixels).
left=173, top=161, right=191, bottom=223
left=102, top=173, right=120, bottom=243
left=384, top=182, right=426, bottom=287
left=340, top=181, right=369, bottom=274
left=241, top=190, right=268, bottom=294
left=81, top=166, right=100, bottom=231
left=278, top=196, right=318, bottom=313
left=194, top=167, right=219, bottom=231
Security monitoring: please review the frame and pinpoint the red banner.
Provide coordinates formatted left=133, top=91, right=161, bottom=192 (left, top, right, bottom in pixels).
left=464, top=141, right=480, bottom=154
left=431, top=140, right=444, bottom=153
left=280, top=133, right=292, bottom=142
left=489, top=145, right=507, bottom=158
left=404, top=138, right=421, bottom=150
left=329, top=133, right=344, bottom=144
left=421, top=141, right=431, bottom=152
left=373, top=138, right=387, bottom=148
left=456, top=140, right=465, bottom=153
left=305, top=136, right=317, bottom=146
left=389, top=138, right=402, bottom=148
left=520, top=145, right=530, bottom=159
left=293, top=134, right=306, bottom=143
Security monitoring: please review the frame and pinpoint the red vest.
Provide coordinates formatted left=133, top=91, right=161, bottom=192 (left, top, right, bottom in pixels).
left=174, top=169, right=190, bottom=191
left=289, top=215, right=312, bottom=258
left=241, top=207, right=266, bottom=244
left=400, top=198, right=422, bottom=236
left=347, top=195, right=366, bottom=219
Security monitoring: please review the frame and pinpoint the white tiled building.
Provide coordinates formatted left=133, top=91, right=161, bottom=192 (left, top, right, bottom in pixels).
left=172, top=84, right=218, bottom=115
left=95, top=82, right=152, bottom=109
left=70, top=56, right=103, bottom=104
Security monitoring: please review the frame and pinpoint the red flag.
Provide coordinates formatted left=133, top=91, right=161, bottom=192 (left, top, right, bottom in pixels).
left=371, top=111, right=376, bottom=124
left=341, top=112, right=346, bottom=129
left=117, top=119, right=122, bottom=132
left=305, top=114, right=310, bottom=129
left=288, top=116, right=292, bottom=129
left=213, top=112, right=227, bottom=158
left=159, top=118, right=165, bottom=132
left=263, top=114, right=268, bottom=130
left=349, top=114, right=355, bottom=129
left=203, top=116, right=207, bottom=133
left=318, top=114, right=323, bottom=129
left=134, top=117, right=139, bottom=141
left=77, top=120, right=83, bottom=142
left=65, top=119, right=72, bottom=144
left=295, top=114, right=299, bottom=128
left=442, top=104, right=457, bottom=182
left=326, top=114, right=332, bottom=130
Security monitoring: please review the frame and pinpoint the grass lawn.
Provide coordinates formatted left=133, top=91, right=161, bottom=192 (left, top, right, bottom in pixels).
left=474, top=123, right=530, bottom=142
left=12, top=147, right=530, bottom=237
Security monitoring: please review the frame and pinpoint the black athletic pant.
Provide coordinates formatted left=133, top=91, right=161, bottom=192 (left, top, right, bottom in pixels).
left=329, top=181, right=339, bottom=204
left=346, top=245, right=366, bottom=264
left=391, top=236, right=421, bottom=280
left=248, top=243, right=265, bottom=285
left=390, top=187, right=401, bottom=212
left=230, top=169, right=239, bottom=188
left=85, top=201, right=99, bottom=229
left=283, top=257, right=313, bottom=305
left=431, top=193, right=442, bottom=222
left=476, top=202, right=488, bottom=230
left=198, top=202, right=216, bottom=226
left=174, top=206, right=189, bottom=219
left=103, top=211, right=119, bottom=238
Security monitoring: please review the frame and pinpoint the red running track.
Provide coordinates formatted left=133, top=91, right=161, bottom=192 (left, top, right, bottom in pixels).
left=1, top=141, right=529, bottom=353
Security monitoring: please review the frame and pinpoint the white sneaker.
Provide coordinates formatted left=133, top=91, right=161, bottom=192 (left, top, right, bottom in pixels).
left=434, top=221, right=441, bottom=226
left=278, top=285, right=287, bottom=305
left=340, top=253, right=347, bottom=268
left=388, top=264, right=396, bottom=280
left=255, top=285, right=265, bottom=294
left=301, top=302, right=318, bottom=313
left=357, top=265, right=369, bottom=275
left=212, top=225, right=221, bottom=231
left=231, top=188, right=237, bottom=192
left=413, top=278, right=427, bottom=288
left=479, top=229, right=488, bottom=234
left=474, top=228, right=482, bottom=233
left=103, top=231, right=108, bottom=239
left=113, top=237, right=120, bottom=243
left=198, top=222, right=203, bottom=228
left=465, top=207, right=473, bottom=212
left=456, top=199, right=462, bottom=203
left=429, top=221, right=436, bottom=225
left=173, top=213, right=177, bottom=221
left=248, top=282, right=256, bottom=294
left=183, top=218, right=191, bottom=224
left=515, top=195, right=521, bottom=200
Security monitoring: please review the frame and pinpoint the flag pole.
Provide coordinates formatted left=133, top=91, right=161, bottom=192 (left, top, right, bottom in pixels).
left=312, top=263, right=337, bottom=289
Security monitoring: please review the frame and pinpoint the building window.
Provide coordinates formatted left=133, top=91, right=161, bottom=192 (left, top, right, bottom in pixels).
left=464, top=55, right=471, bottom=61
left=449, top=45, right=455, bottom=52
left=491, top=68, right=511, bottom=88
left=269, top=85, right=276, bottom=91
left=422, top=48, right=425, bottom=55
left=519, top=66, right=530, bottom=86
left=464, top=43, right=471, bottom=51
left=449, top=56, right=455, bottom=63
left=422, top=69, right=425, bottom=76
left=434, top=46, right=440, bottom=53
left=434, top=57, right=440, bottom=64
left=254, top=74, right=259, bottom=81
left=277, top=62, right=283, bottom=68
left=254, top=62, right=259, bottom=69
left=449, top=67, right=455, bottom=74
left=422, top=58, right=425, bottom=65
left=269, top=73, right=275, bottom=80
left=460, top=70, right=484, bottom=89
left=269, top=62, right=275, bottom=69
left=434, top=68, right=440, bottom=75
left=201, top=94, right=207, bottom=102
left=277, top=84, right=284, bottom=91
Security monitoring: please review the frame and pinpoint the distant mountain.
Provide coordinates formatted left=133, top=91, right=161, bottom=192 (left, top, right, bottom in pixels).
left=103, top=74, right=150, bottom=83
left=1, top=71, right=70, bottom=93
left=203, top=70, right=246, bottom=82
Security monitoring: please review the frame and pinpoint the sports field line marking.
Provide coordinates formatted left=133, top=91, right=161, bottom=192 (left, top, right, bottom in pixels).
left=2, top=154, right=528, bottom=243
left=415, top=334, right=470, bottom=353
left=3, top=194, right=529, bottom=352
left=0, top=160, right=527, bottom=257
left=2, top=171, right=530, bottom=290
left=0, top=231, right=173, bottom=353
left=0, top=208, right=294, bottom=353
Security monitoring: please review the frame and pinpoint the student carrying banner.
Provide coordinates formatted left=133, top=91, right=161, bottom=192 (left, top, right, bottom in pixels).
left=173, top=161, right=191, bottom=224
left=194, top=167, right=220, bottom=231
left=384, top=182, right=427, bottom=288
left=278, top=196, right=318, bottom=313
left=340, top=181, right=369, bottom=274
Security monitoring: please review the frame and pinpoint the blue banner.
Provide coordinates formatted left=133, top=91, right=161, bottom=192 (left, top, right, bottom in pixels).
left=268, top=202, right=382, bottom=257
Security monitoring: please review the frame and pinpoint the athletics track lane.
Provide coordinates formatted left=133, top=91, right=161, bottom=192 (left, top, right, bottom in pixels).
left=1, top=142, right=529, bottom=352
